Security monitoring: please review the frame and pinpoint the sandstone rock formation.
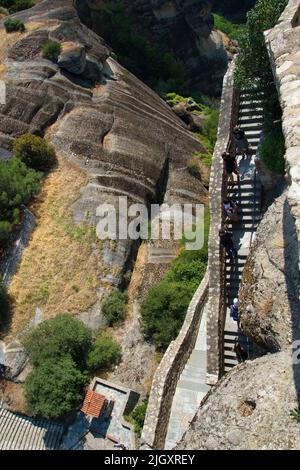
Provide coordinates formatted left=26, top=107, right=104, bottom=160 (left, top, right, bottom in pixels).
left=75, top=0, right=228, bottom=95
left=0, top=0, right=209, bottom=399
left=177, top=349, right=300, bottom=450
left=239, top=190, right=300, bottom=352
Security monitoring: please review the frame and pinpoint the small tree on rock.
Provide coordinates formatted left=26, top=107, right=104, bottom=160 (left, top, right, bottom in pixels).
left=13, top=134, right=57, bottom=172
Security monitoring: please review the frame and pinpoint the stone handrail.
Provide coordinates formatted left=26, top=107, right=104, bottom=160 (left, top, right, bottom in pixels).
left=206, top=59, right=240, bottom=384
left=141, top=272, right=209, bottom=450
left=264, top=0, right=300, bottom=278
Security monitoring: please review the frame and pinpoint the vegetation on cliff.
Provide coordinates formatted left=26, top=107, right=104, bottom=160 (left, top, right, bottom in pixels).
left=0, top=0, right=33, bottom=14
left=13, top=134, right=57, bottom=172
left=4, top=17, right=25, bottom=32
left=102, top=290, right=128, bottom=326
left=42, top=40, right=62, bottom=63
left=213, top=13, right=246, bottom=40
left=141, top=212, right=209, bottom=351
left=100, top=1, right=186, bottom=94
left=0, top=158, right=41, bottom=244
left=24, top=315, right=121, bottom=419
left=235, top=0, right=288, bottom=175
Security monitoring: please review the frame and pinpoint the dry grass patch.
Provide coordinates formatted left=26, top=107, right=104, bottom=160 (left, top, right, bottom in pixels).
left=7, top=159, right=103, bottom=339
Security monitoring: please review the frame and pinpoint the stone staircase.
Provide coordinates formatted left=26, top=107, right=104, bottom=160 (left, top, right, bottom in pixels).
left=223, top=88, right=264, bottom=373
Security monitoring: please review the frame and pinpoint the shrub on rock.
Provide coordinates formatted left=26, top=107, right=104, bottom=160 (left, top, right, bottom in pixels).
left=87, top=331, right=121, bottom=372
left=0, top=157, right=41, bottom=243
left=4, top=18, right=25, bottom=33
left=9, top=0, right=34, bottom=13
left=102, top=290, right=128, bottom=326
left=25, top=356, right=88, bottom=420
left=42, top=40, right=61, bottom=62
left=13, top=134, right=57, bottom=172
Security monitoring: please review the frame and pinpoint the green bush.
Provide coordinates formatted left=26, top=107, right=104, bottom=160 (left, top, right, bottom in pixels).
left=42, top=40, right=61, bottom=62
left=23, top=314, right=92, bottom=368
left=102, top=290, right=128, bottom=326
left=13, top=134, right=57, bottom=172
left=141, top=212, right=209, bottom=351
left=0, top=157, right=41, bottom=243
left=291, top=408, right=300, bottom=423
left=131, top=398, right=148, bottom=436
left=25, top=356, right=88, bottom=420
left=213, top=13, right=246, bottom=40
left=4, top=17, right=25, bottom=33
left=261, top=124, right=285, bottom=175
left=235, top=0, right=288, bottom=91
left=8, top=0, right=33, bottom=13
left=0, top=6, right=9, bottom=15
left=86, top=331, right=121, bottom=372
left=101, top=1, right=186, bottom=94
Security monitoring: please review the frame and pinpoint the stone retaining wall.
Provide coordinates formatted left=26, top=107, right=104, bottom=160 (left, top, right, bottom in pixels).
left=140, top=272, right=209, bottom=450
left=206, top=60, right=239, bottom=384
left=264, top=0, right=300, bottom=277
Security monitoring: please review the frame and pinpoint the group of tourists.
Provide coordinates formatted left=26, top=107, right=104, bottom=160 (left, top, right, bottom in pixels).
left=218, top=125, right=251, bottom=331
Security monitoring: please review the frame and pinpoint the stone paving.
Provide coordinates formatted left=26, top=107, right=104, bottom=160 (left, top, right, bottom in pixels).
left=165, top=305, right=210, bottom=450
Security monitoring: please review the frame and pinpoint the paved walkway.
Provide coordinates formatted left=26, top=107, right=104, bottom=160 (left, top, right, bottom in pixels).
left=165, top=304, right=210, bottom=450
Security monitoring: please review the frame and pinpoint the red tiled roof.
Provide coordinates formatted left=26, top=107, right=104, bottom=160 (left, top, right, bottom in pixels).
left=81, top=390, right=106, bottom=418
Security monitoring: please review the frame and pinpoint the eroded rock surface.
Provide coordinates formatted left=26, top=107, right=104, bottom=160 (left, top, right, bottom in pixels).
left=177, top=350, right=300, bottom=450
left=0, top=0, right=208, bottom=291
left=75, top=0, right=228, bottom=95
left=239, top=190, right=300, bottom=352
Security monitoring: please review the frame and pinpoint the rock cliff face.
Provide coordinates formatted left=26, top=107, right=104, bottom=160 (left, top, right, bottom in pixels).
left=0, top=0, right=208, bottom=290
left=75, top=0, right=228, bottom=95
left=239, top=190, right=300, bottom=352
left=177, top=350, right=300, bottom=450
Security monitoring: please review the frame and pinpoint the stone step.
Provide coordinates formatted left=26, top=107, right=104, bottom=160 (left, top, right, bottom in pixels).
left=240, top=90, right=264, bottom=99
left=239, top=106, right=264, bottom=115
left=248, top=137, right=261, bottom=144
left=238, top=115, right=264, bottom=124
left=224, top=356, right=238, bottom=366
left=244, top=129, right=263, bottom=139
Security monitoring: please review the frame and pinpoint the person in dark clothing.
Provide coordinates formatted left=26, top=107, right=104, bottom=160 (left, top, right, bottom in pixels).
left=234, top=340, right=248, bottom=362
left=219, top=228, right=238, bottom=262
left=222, top=151, right=240, bottom=185
left=233, top=125, right=249, bottom=160
left=223, top=198, right=239, bottom=222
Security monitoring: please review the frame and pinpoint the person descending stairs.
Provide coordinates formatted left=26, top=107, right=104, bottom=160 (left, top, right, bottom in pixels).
left=223, top=87, right=264, bottom=372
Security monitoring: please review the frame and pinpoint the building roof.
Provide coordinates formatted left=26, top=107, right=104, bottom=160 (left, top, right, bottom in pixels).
left=81, top=390, right=106, bottom=418
left=0, top=407, right=63, bottom=450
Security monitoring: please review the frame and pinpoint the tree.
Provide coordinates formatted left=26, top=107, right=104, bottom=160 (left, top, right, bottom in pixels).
left=4, top=18, right=25, bottom=33
left=13, top=134, right=57, bottom=172
left=25, top=356, right=87, bottom=420
left=23, top=314, right=92, bottom=369
left=0, top=157, right=41, bottom=242
left=102, top=290, right=128, bottom=326
left=86, top=331, right=121, bottom=372
left=234, top=0, right=288, bottom=91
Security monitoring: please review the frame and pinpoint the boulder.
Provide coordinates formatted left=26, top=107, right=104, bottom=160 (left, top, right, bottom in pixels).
left=58, top=42, right=86, bottom=75
left=177, top=350, right=300, bottom=450
left=239, top=190, right=300, bottom=352
left=4, top=341, right=28, bottom=379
